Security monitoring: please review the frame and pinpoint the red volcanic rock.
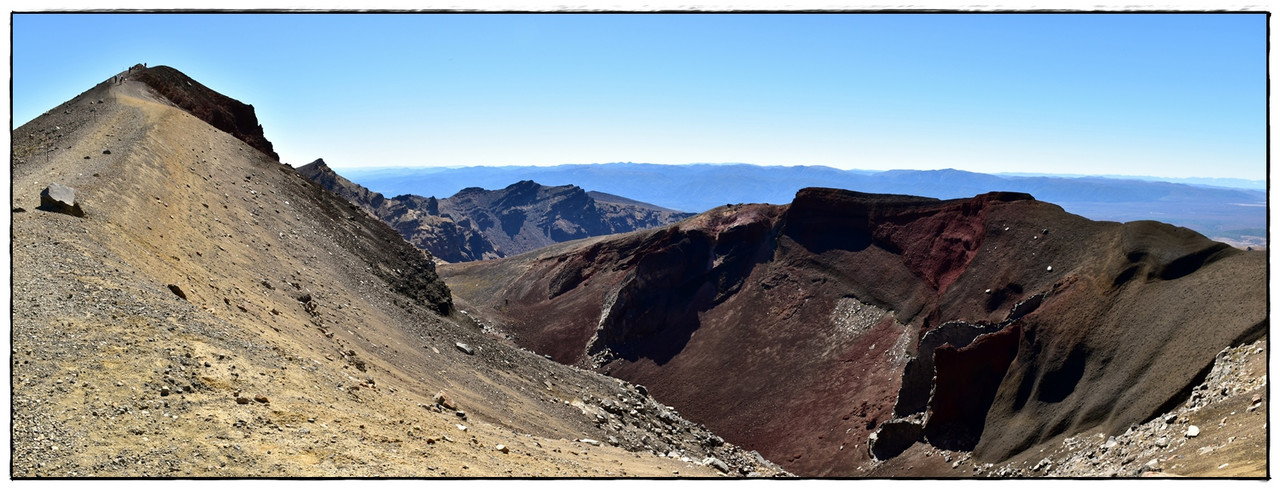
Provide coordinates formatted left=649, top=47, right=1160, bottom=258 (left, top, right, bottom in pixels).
left=440, top=187, right=1265, bottom=476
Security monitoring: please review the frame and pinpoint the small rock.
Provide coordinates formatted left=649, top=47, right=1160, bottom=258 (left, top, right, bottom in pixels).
left=235, top=397, right=250, bottom=405
left=160, top=386, right=170, bottom=396
left=254, top=395, right=269, bottom=404
left=1165, top=413, right=1178, bottom=424
left=39, top=183, right=85, bottom=217
left=455, top=342, right=475, bottom=355
left=13, top=207, right=26, bottom=213
left=167, top=284, right=187, bottom=300
left=706, top=457, right=730, bottom=473
left=103, top=149, right=111, bottom=154
left=1219, top=463, right=1230, bottom=469
left=579, top=438, right=601, bottom=446
left=1046, top=265, right=1054, bottom=272
left=455, top=410, right=467, bottom=420
left=433, top=391, right=457, bottom=410
left=496, top=444, right=509, bottom=454
left=1144, top=458, right=1161, bottom=471
left=1186, top=425, right=1200, bottom=438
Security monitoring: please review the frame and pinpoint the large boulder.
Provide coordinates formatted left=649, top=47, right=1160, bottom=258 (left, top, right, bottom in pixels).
left=39, top=183, right=85, bottom=217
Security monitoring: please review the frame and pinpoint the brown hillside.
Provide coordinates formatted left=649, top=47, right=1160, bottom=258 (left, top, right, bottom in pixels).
left=9, top=68, right=787, bottom=477
left=439, top=187, right=1267, bottom=477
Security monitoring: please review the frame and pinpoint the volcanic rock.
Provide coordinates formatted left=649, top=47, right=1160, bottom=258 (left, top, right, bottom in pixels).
left=869, top=416, right=925, bottom=460
left=441, top=187, right=1265, bottom=476
left=38, top=183, right=85, bottom=217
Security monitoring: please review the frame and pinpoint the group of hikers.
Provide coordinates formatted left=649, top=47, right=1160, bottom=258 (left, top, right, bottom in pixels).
left=112, top=62, right=146, bottom=85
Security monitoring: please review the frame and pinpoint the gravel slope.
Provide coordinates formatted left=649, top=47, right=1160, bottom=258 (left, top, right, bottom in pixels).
left=9, top=69, right=789, bottom=478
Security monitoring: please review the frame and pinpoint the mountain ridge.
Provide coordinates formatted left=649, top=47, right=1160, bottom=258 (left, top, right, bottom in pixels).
left=338, top=163, right=1266, bottom=248
left=297, top=160, right=693, bottom=262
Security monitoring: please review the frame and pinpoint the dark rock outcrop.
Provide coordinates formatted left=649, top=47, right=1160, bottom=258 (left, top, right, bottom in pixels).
left=869, top=415, right=926, bottom=460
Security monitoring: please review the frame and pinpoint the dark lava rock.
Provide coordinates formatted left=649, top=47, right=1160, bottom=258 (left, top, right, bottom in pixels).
left=38, top=183, right=85, bottom=217
left=923, top=324, right=1021, bottom=451
left=869, top=416, right=925, bottom=460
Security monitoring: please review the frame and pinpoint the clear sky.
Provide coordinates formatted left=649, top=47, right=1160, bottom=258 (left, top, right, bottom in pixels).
left=10, top=11, right=1268, bottom=180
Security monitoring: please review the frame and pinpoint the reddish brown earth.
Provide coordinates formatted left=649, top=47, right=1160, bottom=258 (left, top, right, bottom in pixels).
left=440, top=187, right=1267, bottom=477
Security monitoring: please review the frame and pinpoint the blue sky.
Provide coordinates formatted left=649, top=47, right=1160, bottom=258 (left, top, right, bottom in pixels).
left=11, top=12, right=1267, bottom=180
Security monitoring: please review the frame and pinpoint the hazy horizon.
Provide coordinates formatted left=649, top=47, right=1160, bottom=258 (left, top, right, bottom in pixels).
left=326, top=161, right=1267, bottom=190
left=12, top=12, right=1267, bottom=182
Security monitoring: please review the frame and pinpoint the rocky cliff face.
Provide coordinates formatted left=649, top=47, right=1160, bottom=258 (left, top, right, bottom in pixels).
left=297, top=162, right=694, bottom=262
left=440, top=187, right=1266, bottom=476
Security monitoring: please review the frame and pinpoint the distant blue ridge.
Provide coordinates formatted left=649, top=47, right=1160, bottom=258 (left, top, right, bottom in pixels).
left=334, top=163, right=1265, bottom=245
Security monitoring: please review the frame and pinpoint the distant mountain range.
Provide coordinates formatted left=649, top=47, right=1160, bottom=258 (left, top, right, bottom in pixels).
left=297, top=159, right=692, bottom=262
left=337, top=163, right=1266, bottom=247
